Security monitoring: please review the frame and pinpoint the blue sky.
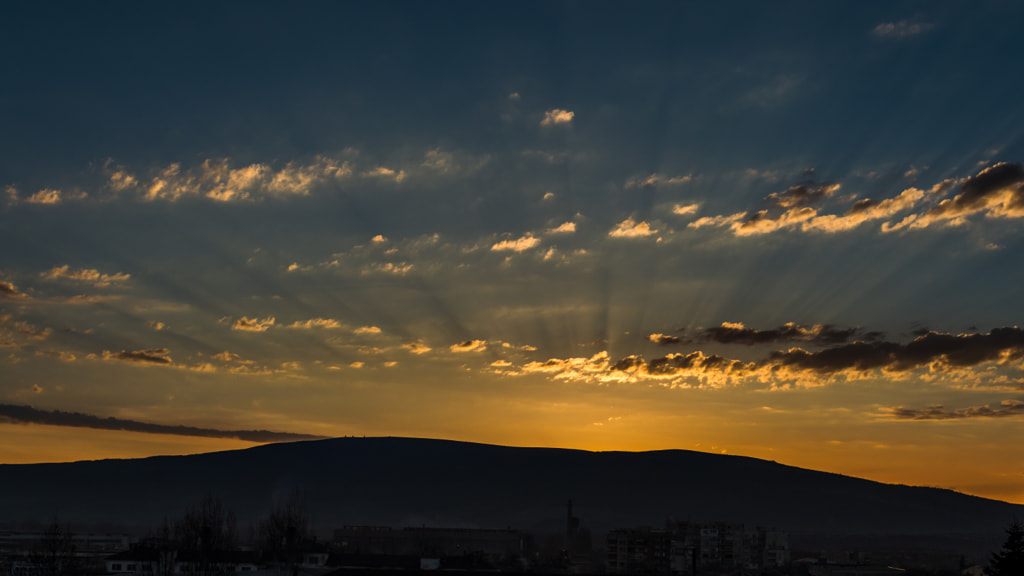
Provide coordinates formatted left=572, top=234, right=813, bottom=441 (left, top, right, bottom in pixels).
left=2, top=2, right=1023, bottom=503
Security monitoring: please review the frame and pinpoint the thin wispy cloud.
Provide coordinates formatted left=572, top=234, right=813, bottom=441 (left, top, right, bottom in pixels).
left=0, top=404, right=326, bottom=442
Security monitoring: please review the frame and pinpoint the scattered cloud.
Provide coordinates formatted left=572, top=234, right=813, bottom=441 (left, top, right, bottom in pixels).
left=0, top=403, right=326, bottom=442
left=232, top=317, right=276, bottom=332
left=362, top=166, right=406, bottom=183
left=103, top=348, right=173, bottom=365
left=287, top=318, right=342, bottom=329
left=872, top=20, right=935, bottom=38
left=403, top=342, right=432, bottom=355
left=41, top=265, right=130, bottom=287
left=608, top=218, right=657, bottom=238
left=26, top=189, right=63, bottom=205
left=491, top=234, right=541, bottom=252
left=548, top=222, right=576, bottom=234
left=147, top=321, right=166, bottom=331
left=0, top=281, right=27, bottom=299
left=450, top=339, right=487, bottom=353
left=885, top=399, right=1024, bottom=420
left=625, top=173, right=693, bottom=189
left=540, top=108, right=574, bottom=126
left=884, top=163, right=1024, bottom=231
left=353, top=325, right=382, bottom=335
left=701, top=321, right=864, bottom=346
left=648, top=333, right=682, bottom=345
left=672, top=203, right=700, bottom=216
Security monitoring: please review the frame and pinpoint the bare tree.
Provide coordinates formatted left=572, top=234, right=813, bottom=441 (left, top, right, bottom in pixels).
left=32, top=517, right=76, bottom=576
left=175, top=495, right=237, bottom=576
left=259, top=490, right=310, bottom=576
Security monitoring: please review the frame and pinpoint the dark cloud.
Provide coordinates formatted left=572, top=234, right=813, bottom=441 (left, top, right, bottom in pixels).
left=702, top=322, right=861, bottom=346
left=766, top=327, right=1024, bottom=375
left=0, top=404, right=327, bottom=442
left=0, top=281, right=26, bottom=298
left=924, top=162, right=1024, bottom=220
left=886, top=400, right=1024, bottom=420
left=765, top=183, right=838, bottom=209
left=104, top=348, right=173, bottom=365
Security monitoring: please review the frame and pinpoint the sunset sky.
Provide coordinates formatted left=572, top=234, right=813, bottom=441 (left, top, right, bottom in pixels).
left=2, top=2, right=1023, bottom=504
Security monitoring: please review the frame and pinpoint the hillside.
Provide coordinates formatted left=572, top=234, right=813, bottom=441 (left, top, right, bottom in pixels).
left=1, top=436, right=1019, bottom=541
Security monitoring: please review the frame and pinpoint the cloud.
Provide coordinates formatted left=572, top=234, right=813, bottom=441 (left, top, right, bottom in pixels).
left=371, top=234, right=388, bottom=243
left=508, top=92, right=521, bottom=100
left=362, top=166, right=406, bottom=182
left=147, top=321, right=166, bottom=331
left=515, top=350, right=754, bottom=387
left=403, top=342, right=432, bottom=355
left=41, top=265, right=130, bottom=287
left=765, top=183, right=839, bottom=209
left=212, top=351, right=241, bottom=362
left=232, top=317, right=276, bottom=332
left=540, top=108, right=574, bottom=126
left=142, top=156, right=354, bottom=202
left=287, top=318, right=342, bottom=329
left=548, top=222, right=576, bottom=234
left=450, top=339, right=487, bottom=353
left=0, top=281, right=27, bottom=299
left=872, top=20, right=935, bottom=38
left=625, top=173, right=693, bottom=188
left=765, top=327, right=1024, bottom=377
left=608, top=218, right=657, bottom=238
left=491, top=234, right=541, bottom=252
left=672, top=203, right=700, bottom=216
left=885, top=399, right=1024, bottom=420
left=26, top=189, right=63, bottom=204
left=353, top=325, right=382, bottom=335
left=648, top=333, right=681, bottom=345
left=806, top=182, right=948, bottom=233
left=363, top=262, right=413, bottom=275
left=701, top=321, right=862, bottom=346
left=103, top=348, right=173, bottom=365
left=0, top=404, right=327, bottom=442
left=885, top=163, right=1024, bottom=231
left=688, top=177, right=960, bottom=236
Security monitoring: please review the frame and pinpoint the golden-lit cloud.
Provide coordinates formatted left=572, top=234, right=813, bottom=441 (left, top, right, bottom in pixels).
left=403, top=342, right=432, bottom=355
left=361, top=166, right=406, bottom=182
left=539, top=108, right=574, bottom=126
left=608, top=218, right=657, bottom=238
left=491, top=234, right=541, bottom=252
left=884, top=163, right=1024, bottom=231
left=672, top=203, right=700, bottom=216
left=232, top=316, right=275, bottom=332
left=26, top=189, right=63, bottom=205
left=648, top=333, right=682, bottom=345
left=0, top=281, right=27, bottom=299
left=287, top=318, right=342, bottom=329
left=353, top=325, right=382, bottom=335
left=548, top=222, right=576, bottom=234
left=41, top=265, right=130, bottom=287
left=450, top=339, right=487, bottom=353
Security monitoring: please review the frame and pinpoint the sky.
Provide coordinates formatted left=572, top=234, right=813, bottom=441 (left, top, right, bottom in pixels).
left=2, top=2, right=1023, bottom=504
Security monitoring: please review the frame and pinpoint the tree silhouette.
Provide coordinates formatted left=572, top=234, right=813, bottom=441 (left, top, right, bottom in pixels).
left=986, top=520, right=1024, bottom=576
left=32, top=518, right=76, bottom=576
left=175, top=495, right=237, bottom=576
left=259, top=490, right=310, bottom=576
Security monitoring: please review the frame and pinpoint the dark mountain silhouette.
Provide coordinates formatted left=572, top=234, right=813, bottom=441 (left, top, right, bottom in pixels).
left=1, top=436, right=1019, bottom=543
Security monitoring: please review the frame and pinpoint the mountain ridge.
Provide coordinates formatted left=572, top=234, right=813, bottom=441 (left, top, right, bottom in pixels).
left=0, top=436, right=1019, bottom=542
